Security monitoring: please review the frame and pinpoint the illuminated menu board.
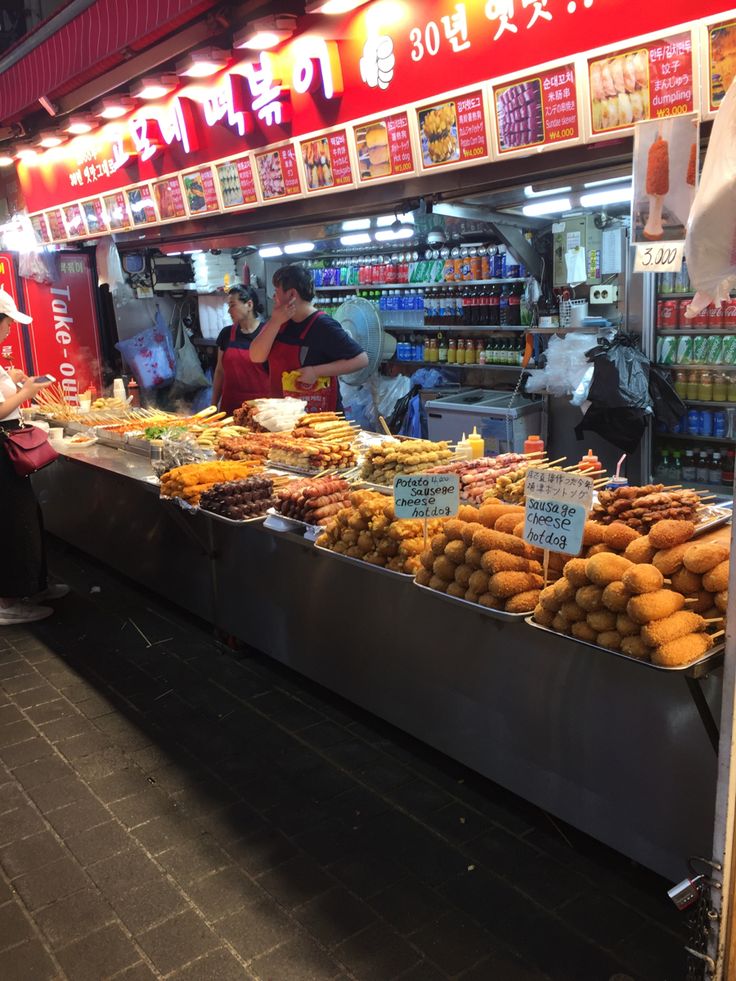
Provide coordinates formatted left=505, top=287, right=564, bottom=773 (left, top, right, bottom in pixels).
left=102, top=191, right=131, bottom=230
left=353, top=111, right=414, bottom=182
left=45, top=209, right=66, bottom=241
left=416, top=90, right=488, bottom=170
left=30, top=214, right=50, bottom=244
left=153, top=177, right=187, bottom=220
left=216, top=158, right=258, bottom=209
left=254, top=145, right=302, bottom=200
left=300, top=130, right=353, bottom=192
left=493, top=64, right=580, bottom=155
left=126, top=184, right=157, bottom=225
left=81, top=198, right=108, bottom=234
left=182, top=167, right=219, bottom=215
left=63, top=203, right=86, bottom=237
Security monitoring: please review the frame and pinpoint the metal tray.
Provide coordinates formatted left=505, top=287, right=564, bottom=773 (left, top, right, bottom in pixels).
left=266, top=461, right=354, bottom=477
left=414, top=581, right=527, bottom=622
left=314, top=543, right=414, bottom=578
left=263, top=508, right=322, bottom=540
left=694, top=504, right=732, bottom=536
left=161, top=497, right=267, bottom=524
left=524, top=617, right=724, bottom=678
left=353, top=480, right=393, bottom=495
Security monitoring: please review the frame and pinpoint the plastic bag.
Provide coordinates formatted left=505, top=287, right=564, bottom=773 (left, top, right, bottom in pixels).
left=340, top=374, right=411, bottom=431
left=684, top=80, right=736, bottom=316
left=115, top=309, right=175, bottom=389
left=172, top=307, right=208, bottom=391
left=18, top=248, right=52, bottom=284
left=96, top=237, right=125, bottom=291
left=525, top=333, right=600, bottom=397
left=649, top=364, right=687, bottom=429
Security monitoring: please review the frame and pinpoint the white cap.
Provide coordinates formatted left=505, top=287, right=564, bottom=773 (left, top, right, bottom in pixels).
left=0, top=288, right=32, bottom=324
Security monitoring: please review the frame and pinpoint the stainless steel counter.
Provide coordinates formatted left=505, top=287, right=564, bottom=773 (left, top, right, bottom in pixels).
left=34, top=446, right=721, bottom=881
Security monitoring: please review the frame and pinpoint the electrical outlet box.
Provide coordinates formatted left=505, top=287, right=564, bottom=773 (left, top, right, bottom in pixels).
left=589, top=284, right=619, bottom=304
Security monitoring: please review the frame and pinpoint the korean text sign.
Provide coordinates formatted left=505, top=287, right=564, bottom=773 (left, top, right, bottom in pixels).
left=393, top=473, right=459, bottom=519
left=523, top=469, right=594, bottom=556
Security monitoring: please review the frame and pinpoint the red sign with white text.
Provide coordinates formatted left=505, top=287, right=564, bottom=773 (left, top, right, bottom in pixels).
left=494, top=63, right=579, bottom=154
left=0, top=254, right=27, bottom=372
left=417, top=89, right=488, bottom=169
left=255, top=146, right=302, bottom=200
left=588, top=31, right=693, bottom=135
left=17, top=0, right=731, bottom=213
left=216, top=157, right=258, bottom=209
left=23, top=252, right=103, bottom=403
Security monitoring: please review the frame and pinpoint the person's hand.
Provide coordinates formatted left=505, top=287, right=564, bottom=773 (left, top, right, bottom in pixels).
left=6, top=368, right=27, bottom=385
left=296, top=365, right=320, bottom=389
left=20, top=377, right=53, bottom=400
left=270, top=294, right=297, bottom=327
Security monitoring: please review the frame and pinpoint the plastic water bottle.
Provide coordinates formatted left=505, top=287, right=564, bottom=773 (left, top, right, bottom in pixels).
left=378, top=292, right=387, bottom=327
left=416, top=290, right=425, bottom=327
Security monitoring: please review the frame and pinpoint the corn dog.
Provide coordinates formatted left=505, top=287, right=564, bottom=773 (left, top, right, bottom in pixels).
left=481, top=550, right=538, bottom=575
left=505, top=590, right=541, bottom=613
left=572, top=621, right=597, bottom=642
left=670, top=567, right=701, bottom=595
left=616, top=614, right=639, bottom=637
left=601, top=582, right=633, bottom=612
left=587, top=609, right=617, bottom=632
left=603, top=523, right=641, bottom=551
left=622, top=564, right=664, bottom=595
left=651, top=632, right=712, bottom=667
left=648, top=520, right=695, bottom=550
left=471, top=527, right=527, bottom=556
left=488, top=572, right=543, bottom=599
left=586, top=553, right=633, bottom=586
left=561, top=601, right=587, bottom=623
left=624, top=536, right=657, bottom=564
left=553, top=578, right=577, bottom=603
left=564, top=558, right=590, bottom=588
left=576, top=585, right=605, bottom=611
left=652, top=543, right=690, bottom=576
left=597, top=630, right=622, bottom=651
left=641, top=611, right=706, bottom=647
left=683, top=541, right=729, bottom=574
left=621, top=636, right=651, bottom=660
left=465, top=547, right=483, bottom=569
left=703, top=560, right=729, bottom=593
left=533, top=605, right=556, bottom=627
left=627, top=589, right=685, bottom=624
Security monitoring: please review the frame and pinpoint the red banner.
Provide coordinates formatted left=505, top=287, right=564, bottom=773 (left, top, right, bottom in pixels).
left=23, top=253, right=103, bottom=402
left=17, top=0, right=734, bottom=213
left=0, top=254, right=27, bottom=372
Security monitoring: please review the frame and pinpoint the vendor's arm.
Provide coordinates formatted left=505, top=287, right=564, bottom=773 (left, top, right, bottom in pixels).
left=211, top=347, right=225, bottom=407
left=0, top=377, right=52, bottom=420
left=297, top=354, right=368, bottom=388
left=248, top=296, right=297, bottom=363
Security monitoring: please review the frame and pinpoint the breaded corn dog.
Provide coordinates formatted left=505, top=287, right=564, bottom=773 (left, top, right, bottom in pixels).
left=627, top=589, right=685, bottom=624
left=601, top=582, right=632, bottom=612
left=622, top=564, right=664, bottom=595
left=586, top=553, right=633, bottom=585
left=651, top=632, right=712, bottom=667
left=505, top=590, right=541, bottom=613
left=703, top=560, right=729, bottom=593
left=648, top=520, right=695, bottom=550
left=576, top=585, right=604, bottom=611
left=683, top=541, right=729, bottom=574
left=641, top=610, right=705, bottom=647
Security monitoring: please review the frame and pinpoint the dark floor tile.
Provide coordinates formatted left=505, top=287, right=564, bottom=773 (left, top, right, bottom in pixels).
left=462, top=949, right=550, bottom=981
left=468, top=826, right=544, bottom=880
left=56, top=730, right=114, bottom=761
left=56, top=923, right=141, bottom=981
left=0, top=721, right=36, bottom=750
left=369, top=877, right=447, bottom=935
left=25, top=776, right=93, bottom=814
left=13, top=854, right=89, bottom=910
left=65, top=820, right=132, bottom=866
left=251, top=933, right=343, bottom=981
left=428, top=801, right=494, bottom=843
left=394, top=961, right=447, bottom=981
left=411, top=909, right=495, bottom=975
left=612, top=923, right=687, bottom=981
left=40, top=714, right=95, bottom=744
left=386, top=778, right=453, bottom=815
left=294, top=886, right=377, bottom=948
left=14, top=684, right=61, bottom=709
left=132, top=812, right=200, bottom=855
left=228, top=827, right=298, bottom=876
left=195, top=801, right=265, bottom=846
left=323, top=739, right=383, bottom=771
left=257, top=855, right=336, bottom=910
left=169, top=947, right=249, bottom=981
left=0, top=737, right=54, bottom=769
left=137, top=908, right=219, bottom=975
left=88, top=767, right=152, bottom=804
left=0, top=938, right=59, bottom=981
left=333, top=922, right=420, bottom=981
left=300, top=721, right=352, bottom=749
left=560, top=892, right=649, bottom=950
left=12, top=755, right=72, bottom=789
left=219, top=898, right=295, bottom=960
left=508, top=852, right=591, bottom=911
left=157, top=834, right=230, bottom=885
left=46, top=794, right=110, bottom=838
left=0, top=781, right=26, bottom=816
left=34, top=887, right=117, bottom=949
left=108, top=962, right=159, bottom=981
left=0, top=900, right=35, bottom=950
left=185, top=866, right=262, bottom=921
left=0, top=804, right=47, bottom=845
left=109, top=789, right=174, bottom=829
left=87, top=848, right=160, bottom=902
left=0, top=830, right=66, bottom=878
left=110, top=877, right=188, bottom=934
left=24, top=699, right=76, bottom=726
left=329, top=853, right=405, bottom=899
left=525, top=916, right=638, bottom=981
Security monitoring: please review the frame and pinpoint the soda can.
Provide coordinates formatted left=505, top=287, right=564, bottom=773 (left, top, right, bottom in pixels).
left=709, top=301, right=725, bottom=328
left=470, top=256, right=482, bottom=280
left=706, top=335, right=723, bottom=365
left=722, top=335, right=736, bottom=364
left=660, top=336, right=678, bottom=364
left=687, top=409, right=701, bottom=435
left=691, top=306, right=709, bottom=327
left=675, top=336, right=693, bottom=364
left=699, top=409, right=714, bottom=436
left=724, top=299, right=736, bottom=327
left=678, top=298, right=692, bottom=328
left=656, top=337, right=664, bottom=362
left=715, top=411, right=727, bottom=437
left=481, top=256, right=491, bottom=280
left=443, top=259, right=455, bottom=281
left=675, top=260, right=690, bottom=293
left=660, top=300, right=678, bottom=329
left=507, top=264, right=521, bottom=278
left=659, top=272, right=675, bottom=294
left=692, top=336, right=708, bottom=364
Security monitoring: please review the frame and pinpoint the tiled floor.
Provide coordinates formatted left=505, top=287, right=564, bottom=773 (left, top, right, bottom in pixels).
left=0, top=539, right=690, bottom=980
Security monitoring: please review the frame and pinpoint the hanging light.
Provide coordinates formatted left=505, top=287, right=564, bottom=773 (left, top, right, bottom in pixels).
left=521, top=197, right=572, bottom=217
left=15, top=145, right=38, bottom=161
left=131, top=75, right=178, bottom=100
left=342, top=218, right=371, bottom=231
left=233, top=14, right=296, bottom=50
left=95, top=96, right=136, bottom=119
left=176, top=47, right=230, bottom=78
left=580, top=186, right=632, bottom=207
left=0, top=153, right=15, bottom=167
left=340, top=233, right=371, bottom=246
left=374, top=226, right=414, bottom=241
left=258, top=246, right=283, bottom=258
left=305, top=0, right=371, bottom=12
left=284, top=242, right=315, bottom=254
left=65, top=115, right=96, bottom=135
left=38, top=131, right=65, bottom=148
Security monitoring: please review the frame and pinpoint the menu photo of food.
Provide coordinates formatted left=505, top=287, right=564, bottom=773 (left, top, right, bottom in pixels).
left=709, top=20, right=736, bottom=110
left=256, top=151, right=286, bottom=199
left=126, top=185, right=156, bottom=225
left=82, top=199, right=107, bottom=234
left=632, top=113, right=699, bottom=243
left=302, top=138, right=334, bottom=190
left=355, top=121, right=391, bottom=180
left=153, top=178, right=185, bottom=220
left=183, top=173, right=207, bottom=214
left=496, top=79, right=543, bottom=150
left=418, top=101, right=460, bottom=167
left=218, top=161, right=245, bottom=208
left=589, top=49, right=649, bottom=132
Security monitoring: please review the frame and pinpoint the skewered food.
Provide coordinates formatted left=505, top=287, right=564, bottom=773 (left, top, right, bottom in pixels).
left=591, top=486, right=700, bottom=531
left=627, top=589, right=685, bottom=624
left=703, top=561, right=729, bottom=593
left=160, top=460, right=265, bottom=505
left=199, top=477, right=274, bottom=521
left=268, top=435, right=357, bottom=472
left=641, top=611, right=706, bottom=647
left=682, top=541, right=730, bottom=574
left=624, top=536, right=656, bottom=563
left=362, top=439, right=452, bottom=485
left=292, top=413, right=358, bottom=444
left=586, top=553, right=633, bottom=586
left=652, top=543, right=691, bottom=576
left=274, top=477, right=351, bottom=526
left=602, top=523, right=641, bottom=551
left=601, top=582, right=633, bottom=612
left=648, top=520, right=696, bottom=550
left=621, top=636, right=651, bottom=660
left=652, top=633, right=713, bottom=667
left=621, top=564, right=664, bottom=595
left=217, top=431, right=279, bottom=462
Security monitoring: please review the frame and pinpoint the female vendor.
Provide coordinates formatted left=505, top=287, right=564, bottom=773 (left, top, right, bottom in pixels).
left=0, top=290, right=68, bottom=625
left=248, top=265, right=368, bottom=412
left=212, top=285, right=270, bottom=413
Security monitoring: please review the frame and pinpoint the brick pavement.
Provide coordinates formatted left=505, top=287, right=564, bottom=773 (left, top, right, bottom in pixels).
left=0, top=539, right=688, bottom=980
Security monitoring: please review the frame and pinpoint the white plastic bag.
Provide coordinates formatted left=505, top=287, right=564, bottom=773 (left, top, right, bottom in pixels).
left=684, top=80, right=736, bottom=316
left=525, top=333, right=599, bottom=397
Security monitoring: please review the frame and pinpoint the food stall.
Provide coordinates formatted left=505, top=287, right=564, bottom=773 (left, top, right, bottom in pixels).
left=4, top=0, right=736, bottom=925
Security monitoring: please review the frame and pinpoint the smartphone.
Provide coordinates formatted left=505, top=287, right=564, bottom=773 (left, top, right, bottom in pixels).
left=33, top=374, right=55, bottom=383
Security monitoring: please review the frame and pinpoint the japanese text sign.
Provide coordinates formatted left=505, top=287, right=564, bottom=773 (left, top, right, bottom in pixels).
left=494, top=63, right=579, bottom=154
left=523, top=469, right=594, bottom=556
left=417, top=89, right=488, bottom=169
left=301, top=130, right=354, bottom=192
left=393, top=473, right=459, bottom=519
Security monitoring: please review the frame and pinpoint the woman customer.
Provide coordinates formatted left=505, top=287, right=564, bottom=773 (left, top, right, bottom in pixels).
left=0, top=290, right=68, bottom=625
left=249, top=265, right=368, bottom=412
left=212, top=285, right=270, bottom=414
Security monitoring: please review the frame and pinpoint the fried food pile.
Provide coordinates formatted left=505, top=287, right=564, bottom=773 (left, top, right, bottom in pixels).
left=317, top=490, right=445, bottom=574
left=414, top=503, right=545, bottom=613
left=361, top=439, right=453, bottom=486
left=292, top=413, right=358, bottom=444
left=217, top=431, right=280, bottom=463
left=199, top=477, right=274, bottom=521
left=591, top=484, right=700, bottom=531
left=531, top=516, right=727, bottom=666
left=275, top=477, right=351, bottom=526
left=268, top=435, right=357, bottom=472
left=160, top=460, right=264, bottom=505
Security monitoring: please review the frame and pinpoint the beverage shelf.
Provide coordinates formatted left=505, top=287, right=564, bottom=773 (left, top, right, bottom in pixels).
left=654, top=432, right=736, bottom=444
left=393, top=360, right=524, bottom=371
left=657, top=331, right=734, bottom=336
left=315, top=279, right=525, bottom=291
left=682, top=399, right=736, bottom=408
left=657, top=293, right=695, bottom=300
left=383, top=325, right=525, bottom=333
left=656, top=363, right=733, bottom=370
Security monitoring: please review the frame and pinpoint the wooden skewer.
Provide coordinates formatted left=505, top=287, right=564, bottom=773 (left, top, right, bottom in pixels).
left=711, top=630, right=725, bottom=640
left=684, top=597, right=699, bottom=604
left=704, top=617, right=725, bottom=624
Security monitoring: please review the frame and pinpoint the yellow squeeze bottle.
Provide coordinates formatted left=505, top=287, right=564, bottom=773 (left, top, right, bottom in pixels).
left=468, top=426, right=484, bottom=459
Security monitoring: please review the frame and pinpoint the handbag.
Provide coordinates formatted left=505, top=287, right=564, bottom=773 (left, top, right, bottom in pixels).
left=0, top=425, right=59, bottom=477
left=172, top=300, right=208, bottom=392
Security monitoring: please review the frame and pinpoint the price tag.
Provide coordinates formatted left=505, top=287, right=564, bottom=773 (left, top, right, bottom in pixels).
left=523, top=469, right=594, bottom=557
left=634, top=242, right=685, bottom=274
left=393, top=473, right=459, bottom=519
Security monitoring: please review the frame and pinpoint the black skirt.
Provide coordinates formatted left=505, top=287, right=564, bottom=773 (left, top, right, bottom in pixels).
left=0, top=421, right=47, bottom=598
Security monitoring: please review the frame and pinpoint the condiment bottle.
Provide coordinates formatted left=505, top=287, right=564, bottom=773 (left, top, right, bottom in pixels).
left=523, top=434, right=545, bottom=456
left=455, top=433, right=473, bottom=460
left=468, top=426, right=484, bottom=459
left=698, top=370, right=714, bottom=401
left=696, top=451, right=710, bottom=483
left=686, top=370, right=700, bottom=400
left=722, top=449, right=735, bottom=487
left=578, top=448, right=602, bottom=472
left=127, top=378, right=140, bottom=408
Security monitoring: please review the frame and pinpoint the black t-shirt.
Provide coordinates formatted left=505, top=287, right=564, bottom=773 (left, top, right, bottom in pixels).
left=216, top=322, right=264, bottom=352
left=276, top=312, right=363, bottom=366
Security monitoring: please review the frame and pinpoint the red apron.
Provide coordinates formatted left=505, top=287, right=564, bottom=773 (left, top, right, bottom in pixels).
left=220, top=325, right=270, bottom=413
left=268, top=312, right=338, bottom=412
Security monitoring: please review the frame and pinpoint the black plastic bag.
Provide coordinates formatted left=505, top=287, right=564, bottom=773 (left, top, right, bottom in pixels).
left=585, top=334, right=652, bottom=411
left=649, top=364, right=687, bottom=430
left=387, top=383, right=422, bottom=434
left=575, top=406, right=648, bottom=452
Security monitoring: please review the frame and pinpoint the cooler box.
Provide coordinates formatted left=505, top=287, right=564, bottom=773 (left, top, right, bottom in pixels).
left=425, top=389, right=544, bottom=454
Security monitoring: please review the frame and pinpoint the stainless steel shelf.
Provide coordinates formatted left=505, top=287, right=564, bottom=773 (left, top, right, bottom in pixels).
left=392, top=360, right=524, bottom=370
left=383, top=325, right=525, bottom=333
left=654, top=431, right=736, bottom=444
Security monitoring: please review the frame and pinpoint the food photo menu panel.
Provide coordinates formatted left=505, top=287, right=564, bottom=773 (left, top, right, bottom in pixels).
left=254, top=146, right=301, bottom=201
left=102, top=191, right=131, bottom=230
left=182, top=167, right=219, bottom=216
left=216, top=158, right=258, bottom=209
left=354, top=111, right=415, bottom=182
left=416, top=90, right=488, bottom=170
left=300, top=131, right=354, bottom=192
left=153, top=177, right=187, bottom=221
left=493, top=64, right=580, bottom=155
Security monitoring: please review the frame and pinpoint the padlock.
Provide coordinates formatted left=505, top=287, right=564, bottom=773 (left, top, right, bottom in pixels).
left=668, top=874, right=704, bottom=911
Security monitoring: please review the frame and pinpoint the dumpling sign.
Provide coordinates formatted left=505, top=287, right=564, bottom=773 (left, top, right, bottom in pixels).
left=523, top=469, right=594, bottom=557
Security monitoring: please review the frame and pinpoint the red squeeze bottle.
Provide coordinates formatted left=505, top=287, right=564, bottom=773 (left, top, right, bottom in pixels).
left=578, top=448, right=603, bottom=472
left=523, top=434, right=545, bottom=456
